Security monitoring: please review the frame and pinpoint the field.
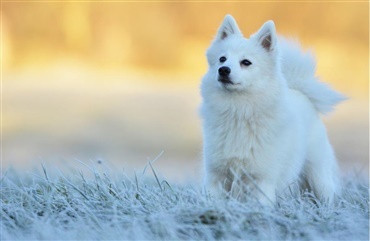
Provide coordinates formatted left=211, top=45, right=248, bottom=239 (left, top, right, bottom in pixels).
left=1, top=162, right=368, bottom=240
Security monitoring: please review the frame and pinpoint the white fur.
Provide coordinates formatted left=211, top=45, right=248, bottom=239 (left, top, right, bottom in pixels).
left=200, top=15, right=344, bottom=205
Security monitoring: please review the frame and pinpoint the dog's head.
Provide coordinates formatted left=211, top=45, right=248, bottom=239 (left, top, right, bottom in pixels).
left=204, top=15, right=280, bottom=93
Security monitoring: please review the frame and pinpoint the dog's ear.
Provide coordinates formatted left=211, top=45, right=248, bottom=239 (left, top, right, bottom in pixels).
left=216, top=14, right=242, bottom=40
left=254, top=20, right=277, bottom=52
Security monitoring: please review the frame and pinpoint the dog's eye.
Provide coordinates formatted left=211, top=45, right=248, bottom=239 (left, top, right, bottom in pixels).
left=219, top=56, right=227, bottom=63
left=241, top=59, right=252, bottom=66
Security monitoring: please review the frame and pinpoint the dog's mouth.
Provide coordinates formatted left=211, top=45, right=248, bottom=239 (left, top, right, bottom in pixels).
left=218, top=77, right=241, bottom=87
left=218, top=77, right=234, bottom=85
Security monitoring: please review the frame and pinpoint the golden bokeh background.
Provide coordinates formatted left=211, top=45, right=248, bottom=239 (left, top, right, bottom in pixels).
left=2, top=2, right=369, bottom=180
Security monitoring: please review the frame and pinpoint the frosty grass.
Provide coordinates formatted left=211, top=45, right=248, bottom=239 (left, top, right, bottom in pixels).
left=1, top=161, right=369, bottom=240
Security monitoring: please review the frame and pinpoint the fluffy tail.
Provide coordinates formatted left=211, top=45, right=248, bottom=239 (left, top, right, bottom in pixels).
left=279, top=38, right=346, bottom=114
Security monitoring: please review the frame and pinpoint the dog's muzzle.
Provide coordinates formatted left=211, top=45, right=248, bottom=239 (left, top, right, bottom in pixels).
left=218, top=66, right=233, bottom=84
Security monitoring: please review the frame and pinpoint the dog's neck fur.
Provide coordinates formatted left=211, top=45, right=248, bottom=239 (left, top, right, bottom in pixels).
left=208, top=83, right=286, bottom=119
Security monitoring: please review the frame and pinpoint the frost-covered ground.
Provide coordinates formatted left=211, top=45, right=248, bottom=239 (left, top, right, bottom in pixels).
left=1, top=163, right=369, bottom=240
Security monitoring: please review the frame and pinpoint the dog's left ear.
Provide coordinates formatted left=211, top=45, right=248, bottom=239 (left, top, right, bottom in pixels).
left=254, top=20, right=277, bottom=52
left=216, top=14, right=242, bottom=41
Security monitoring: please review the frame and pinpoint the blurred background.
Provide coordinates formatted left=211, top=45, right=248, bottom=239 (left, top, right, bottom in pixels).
left=2, top=2, right=369, bottom=181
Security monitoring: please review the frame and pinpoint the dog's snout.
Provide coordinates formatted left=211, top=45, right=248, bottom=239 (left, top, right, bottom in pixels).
left=218, top=66, right=231, bottom=77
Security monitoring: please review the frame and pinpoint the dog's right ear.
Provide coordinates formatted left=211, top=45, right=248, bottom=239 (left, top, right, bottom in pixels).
left=254, top=20, right=277, bottom=52
left=215, top=14, right=242, bottom=41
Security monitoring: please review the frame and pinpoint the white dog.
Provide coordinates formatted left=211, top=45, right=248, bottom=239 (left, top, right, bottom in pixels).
left=200, top=15, right=345, bottom=205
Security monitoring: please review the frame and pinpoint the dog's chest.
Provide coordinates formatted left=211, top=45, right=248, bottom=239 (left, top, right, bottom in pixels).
left=209, top=109, right=270, bottom=161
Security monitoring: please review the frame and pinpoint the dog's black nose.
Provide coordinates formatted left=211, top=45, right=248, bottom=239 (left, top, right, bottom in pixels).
left=218, top=66, right=231, bottom=77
